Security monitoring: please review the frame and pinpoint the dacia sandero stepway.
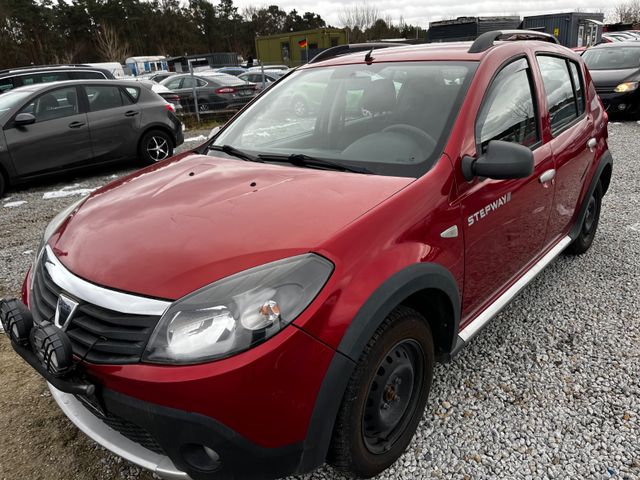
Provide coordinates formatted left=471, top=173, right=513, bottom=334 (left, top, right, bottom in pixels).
left=1, top=30, right=612, bottom=480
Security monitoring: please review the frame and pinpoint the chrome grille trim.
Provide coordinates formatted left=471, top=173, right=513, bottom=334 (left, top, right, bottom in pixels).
left=41, top=245, right=171, bottom=316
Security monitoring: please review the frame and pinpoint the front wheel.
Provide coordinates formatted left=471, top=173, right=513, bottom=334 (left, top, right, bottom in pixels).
left=565, top=181, right=603, bottom=255
left=138, top=130, right=174, bottom=166
left=328, top=306, right=434, bottom=478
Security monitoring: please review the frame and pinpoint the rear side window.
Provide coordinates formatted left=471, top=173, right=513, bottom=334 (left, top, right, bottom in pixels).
left=20, top=72, right=70, bottom=85
left=569, top=62, right=585, bottom=116
left=476, top=58, right=539, bottom=150
left=71, top=71, right=106, bottom=80
left=164, top=77, right=182, bottom=90
left=0, top=77, right=14, bottom=93
left=537, top=55, right=579, bottom=136
left=124, top=87, right=140, bottom=101
left=86, top=85, right=125, bottom=111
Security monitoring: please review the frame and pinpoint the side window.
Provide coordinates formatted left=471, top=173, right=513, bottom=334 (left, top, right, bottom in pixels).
left=181, top=77, right=196, bottom=89
left=18, top=86, right=80, bottom=123
left=0, top=77, right=14, bottom=93
left=20, top=72, right=70, bottom=85
left=537, top=55, right=579, bottom=135
left=71, top=71, right=105, bottom=80
left=197, top=78, right=207, bottom=87
left=164, top=78, right=182, bottom=90
left=569, top=62, right=585, bottom=116
left=124, top=87, right=140, bottom=102
left=86, top=85, right=124, bottom=111
left=476, top=58, right=539, bottom=150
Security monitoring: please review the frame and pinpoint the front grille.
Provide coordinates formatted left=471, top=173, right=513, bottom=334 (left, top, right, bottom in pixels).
left=31, top=259, right=161, bottom=364
left=596, top=86, right=614, bottom=94
left=77, top=395, right=165, bottom=455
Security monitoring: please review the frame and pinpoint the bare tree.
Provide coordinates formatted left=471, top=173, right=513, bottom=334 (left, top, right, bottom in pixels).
left=339, top=2, right=380, bottom=30
left=95, top=24, right=130, bottom=62
left=613, top=0, right=640, bottom=23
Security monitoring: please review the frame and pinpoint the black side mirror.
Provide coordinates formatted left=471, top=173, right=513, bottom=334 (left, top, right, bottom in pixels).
left=14, top=113, right=36, bottom=127
left=461, top=140, right=534, bottom=181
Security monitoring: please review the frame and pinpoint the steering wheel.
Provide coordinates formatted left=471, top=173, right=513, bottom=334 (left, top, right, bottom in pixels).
left=383, top=124, right=437, bottom=151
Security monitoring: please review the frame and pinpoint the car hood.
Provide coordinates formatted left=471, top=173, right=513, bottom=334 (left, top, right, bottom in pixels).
left=52, top=153, right=412, bottom=300
left=589, top=67, right=640, bottom=87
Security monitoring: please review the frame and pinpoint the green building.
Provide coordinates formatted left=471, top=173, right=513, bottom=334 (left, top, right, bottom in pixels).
left=255, top=28, right=348, bottom=67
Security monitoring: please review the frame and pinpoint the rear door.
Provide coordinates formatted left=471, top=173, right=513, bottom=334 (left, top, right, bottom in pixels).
left=459, top=57, right=556, bottom=317
left=5, top=85, right=93, bottom=177
left=84, top=84, right=141, bottom=161
left=534, top=55, right=596, bottom=243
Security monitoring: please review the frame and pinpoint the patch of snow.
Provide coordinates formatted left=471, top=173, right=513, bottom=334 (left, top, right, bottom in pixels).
left=3, top=200, right=26, bottom=208
left=610, top=122, right=621, bottom=125
left=627, top=222, right=640, bottom=233
left=43, top=184, right=96, bottom=199
left=183, top=135, right=207, bottom=142
left=22, top=250, right=33, bottom=255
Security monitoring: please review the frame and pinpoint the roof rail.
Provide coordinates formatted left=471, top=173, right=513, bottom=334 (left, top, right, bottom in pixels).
left=308, top=42, right=407, bottom=64
left=468, top=30, right=558, bottom=53
left=0, top=64, right=91, bottom=75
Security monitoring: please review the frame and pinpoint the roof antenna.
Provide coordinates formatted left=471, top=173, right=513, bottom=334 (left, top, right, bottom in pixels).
left=364, top=47, right=374, bottom=64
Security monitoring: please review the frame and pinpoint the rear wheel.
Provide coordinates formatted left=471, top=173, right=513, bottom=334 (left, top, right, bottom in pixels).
left=565, top=181, right=602, bottom=255
left=328, top=306, right=434, bottom=478
left=138, top=130, right=173, bottom=166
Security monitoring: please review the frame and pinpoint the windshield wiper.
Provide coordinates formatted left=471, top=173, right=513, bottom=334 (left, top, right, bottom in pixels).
left=209, top=144, right=263, bottom=163
left=258, top=153, right=372, bottom=174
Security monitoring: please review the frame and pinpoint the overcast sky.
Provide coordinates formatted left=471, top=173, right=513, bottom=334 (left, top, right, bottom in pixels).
left=233, top=0, right=613, bottom=29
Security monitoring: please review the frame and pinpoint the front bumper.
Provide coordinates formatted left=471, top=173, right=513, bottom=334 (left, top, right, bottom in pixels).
left=597, top=89, right=640, bottom=114
left=49, top=385, right=189, bottom=480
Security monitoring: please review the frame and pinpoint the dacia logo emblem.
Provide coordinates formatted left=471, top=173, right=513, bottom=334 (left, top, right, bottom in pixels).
left=54, top=294, right=79, bottom=330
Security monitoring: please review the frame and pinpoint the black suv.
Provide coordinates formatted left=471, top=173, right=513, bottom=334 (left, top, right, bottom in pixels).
left=0, top=65, right=115, bottom=94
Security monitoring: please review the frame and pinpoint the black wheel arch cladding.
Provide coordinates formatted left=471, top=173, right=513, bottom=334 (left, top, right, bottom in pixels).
left=570, top=149, right=613, bottom=240
left=298, top=262, right=460, bottom=473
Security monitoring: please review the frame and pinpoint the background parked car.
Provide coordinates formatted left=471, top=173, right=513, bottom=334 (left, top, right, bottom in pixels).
left=248, top=64, right=289, bottom=72
left=583, top=42, right=640, bottom=116
left=238, top=69, right=287, bottom=91
left=136, top=79, right=182, bottom=110
left=0, top=64, right=115, bottom=94
left=0, top=79, right=184, bottom=196
left=215, top=67, right=247, bottom=76
left=136, top=71, right=176, bottom=83
left=160, top=73, right=257, bottom=112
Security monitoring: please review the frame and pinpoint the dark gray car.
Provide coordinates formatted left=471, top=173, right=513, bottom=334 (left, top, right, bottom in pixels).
left=0, top=80, right=184, bottom=197
left=160, top=73, right=257, bottom=112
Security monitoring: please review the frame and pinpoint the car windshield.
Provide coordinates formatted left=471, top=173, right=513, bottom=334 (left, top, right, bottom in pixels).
left=211, top=61, right=477, bottom=178
left=583, top=47, right=640, bottom=70
left=0, top=90, right=31, bottom=117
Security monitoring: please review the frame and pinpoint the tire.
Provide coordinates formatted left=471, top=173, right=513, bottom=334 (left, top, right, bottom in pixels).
left=198, top=100, right=210, bottom=112
left=292, top=97, right=308, bottom=117
left=565, top=181, right=603, bottom=255
left=328, top=306, right=434, bottom=478
left=138, top=129, right=174, bottom=166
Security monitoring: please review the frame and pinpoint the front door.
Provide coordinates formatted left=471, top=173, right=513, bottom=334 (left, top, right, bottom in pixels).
left=5, top=85, right=92, bottom=177
left=459, top=57, right=555, bottom=318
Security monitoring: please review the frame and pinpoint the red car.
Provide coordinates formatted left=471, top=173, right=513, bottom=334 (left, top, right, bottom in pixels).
left=1, top=30, right=612, bottom=480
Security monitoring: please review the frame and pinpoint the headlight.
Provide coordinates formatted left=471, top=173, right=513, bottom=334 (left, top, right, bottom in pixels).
left=614, top=82, right=639, bottom=93
left=31, top=196, right=88, bottom=289
left=143, top=254, right=333, bottom=364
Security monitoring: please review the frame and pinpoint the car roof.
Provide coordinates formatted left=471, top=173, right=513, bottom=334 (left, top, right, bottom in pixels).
left=589, top=41, right=640, bottom=49
left=0, top=64, right=110, bottom=77
left=7, top=79, right=146, bottom=94
left=300, top=40, right=572, bottom=69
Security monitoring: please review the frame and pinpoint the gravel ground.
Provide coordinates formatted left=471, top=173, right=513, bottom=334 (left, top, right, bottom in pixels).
left=1, top=123, right=639, bottom=480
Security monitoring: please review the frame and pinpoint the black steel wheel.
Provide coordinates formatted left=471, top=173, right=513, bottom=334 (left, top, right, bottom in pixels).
left=565, top=181, right=603, bottom=255
left=328, top=306, right=434, bottom=478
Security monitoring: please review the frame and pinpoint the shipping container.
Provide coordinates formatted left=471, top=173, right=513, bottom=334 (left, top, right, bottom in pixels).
left=427, top=16, right=521, bottom=42
left=522, top=12, right=604, bottom=48
left=255, top=28, right=348, bottom=67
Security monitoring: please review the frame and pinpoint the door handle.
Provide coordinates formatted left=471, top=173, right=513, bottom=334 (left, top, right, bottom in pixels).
left=587, top=137, right=597, bottom=152
left=124, top=110, right=139, bottom=117
left=539, top=169, right=556, bottom=184
left=68, top=121, right=85, bottom=129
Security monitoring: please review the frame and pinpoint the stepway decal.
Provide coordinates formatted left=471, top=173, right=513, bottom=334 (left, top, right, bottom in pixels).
left=468, top=192, right=512, bottom=226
